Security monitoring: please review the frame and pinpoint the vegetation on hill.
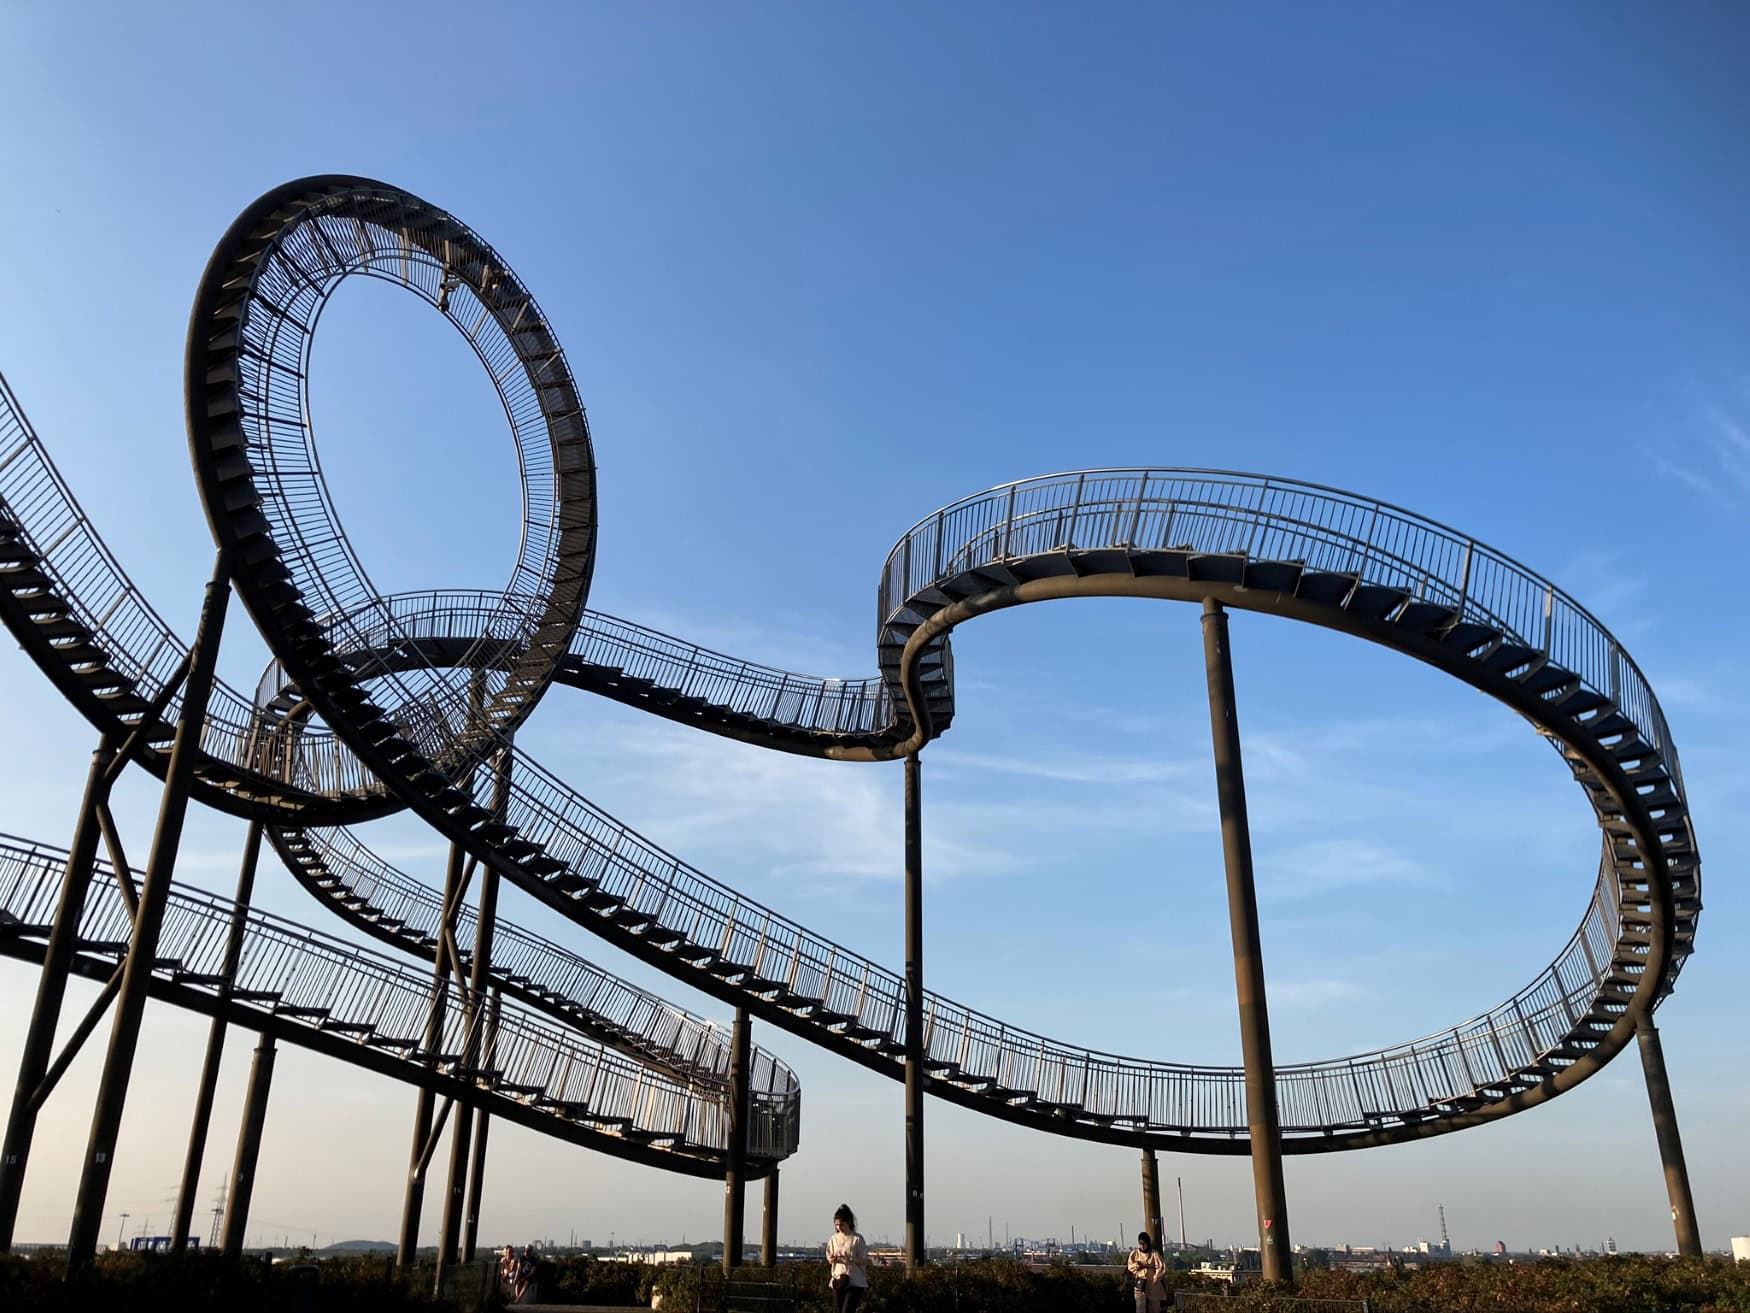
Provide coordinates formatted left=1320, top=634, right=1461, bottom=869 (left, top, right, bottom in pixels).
left=1, top=1248, right=1745, bottom=1311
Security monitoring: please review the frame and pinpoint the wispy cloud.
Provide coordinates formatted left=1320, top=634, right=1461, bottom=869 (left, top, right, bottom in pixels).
left=1256, top=837, right=1445, bottom=901
left=1269, top=977, right=1371, bottom=1009
left=1702, top=403, right=1750, bottom=492
left=1645, top=392, right=1750, bottom=506
left=541, top=718, right=1034, bottom=885
left=1641, top=445, right=1731, bottom=506
left=931, top=748, right=1201, bottom=786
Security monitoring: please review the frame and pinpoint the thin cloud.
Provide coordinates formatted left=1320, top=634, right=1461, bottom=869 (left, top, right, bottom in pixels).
left=543, top=718, right=1035, bottom=885
left=1642, top=445, right=1730, bottom=505
left=1257, top=837, right=1445, bottom=901
left=930, top=748, right=1201, bottom=786
left=1646, top=393, right=1750, bottom=505
left=1269, top=977, right=1371, bottom=1009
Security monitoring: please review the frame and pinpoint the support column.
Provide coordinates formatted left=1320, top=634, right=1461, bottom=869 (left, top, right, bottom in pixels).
left=172, top=820, right=263, bottom=1250
left=462, top=989, right=501, bottom=1264
left=903, top=752, right=925, bottom=1272
left=398, top=838, right=468, bottom=1271
left=0, top=736, right=117, bottom=1251
left=1635, top=1013, right=1701, bottom=1255
left=761, top=1169, right=779, bottom=1266
left=438, top=832, right=502, bottom=1290
left=66, top=557, right=231, bottom=1273
left=457, top=753, right=509, bottom=1268
left=1201, top=599, right=1292, bottom=1287
left=220, top=1033, right=276, bottom=1258
left=1140, top=1150, right=1163, bottom=1252
left=722, top=1008, right=750, bottom=1273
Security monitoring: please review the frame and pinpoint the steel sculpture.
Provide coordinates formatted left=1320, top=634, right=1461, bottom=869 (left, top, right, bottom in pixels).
left=0, top=175, right=1705, bottom=1283
left=0, top=834, right=798, bottom=1168
left=0, top=190, right=796, bottom=1277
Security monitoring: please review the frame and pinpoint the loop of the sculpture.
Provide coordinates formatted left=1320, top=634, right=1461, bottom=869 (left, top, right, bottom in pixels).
left=187, top=175, right=597, bottom=771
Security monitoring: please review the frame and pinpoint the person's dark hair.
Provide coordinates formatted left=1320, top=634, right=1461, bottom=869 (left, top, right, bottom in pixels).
left=1136, top=1231, right=1153, bottom=1251
left=834, top=1204, right=857, bottom=1231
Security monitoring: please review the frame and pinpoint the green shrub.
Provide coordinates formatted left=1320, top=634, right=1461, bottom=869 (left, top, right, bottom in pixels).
left=0, top=1248, right=440, bottom=1313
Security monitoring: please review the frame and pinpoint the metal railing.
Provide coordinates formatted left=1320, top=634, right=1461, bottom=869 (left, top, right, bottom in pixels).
left=228, top=187, right=593, bottom=757
left=252, top=589, right=895, bottom=743
left=0, top=833, right=797, bottom=1161
left=878, top=470, right=1685, bottom=801
left=276, top=820, right=801, bottom=1099
left=570, top=608, right=891, bottom=738
left=215, top=404, right=1685, bottom=1138
left=0, top=372, right=384, bottom=806
left=11, top=327, right=1690, bottom=1144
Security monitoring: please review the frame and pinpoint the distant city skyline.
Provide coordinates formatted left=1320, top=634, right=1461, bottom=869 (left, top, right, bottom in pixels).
left=0, top=0, right=1746, bottom=1262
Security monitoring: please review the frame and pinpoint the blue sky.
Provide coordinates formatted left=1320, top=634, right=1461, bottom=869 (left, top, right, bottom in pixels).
left=1, top=1, right=1747, bottom=1256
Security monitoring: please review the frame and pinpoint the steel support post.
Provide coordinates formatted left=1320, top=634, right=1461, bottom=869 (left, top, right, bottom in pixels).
left=722, top=1007, right=750, bottom=1273
left=761, top=1168, right=779, bottom=1266
left=398, top=836, right=469, bottom=1271
left=1141, top=1150, right=1163, bottom=1251
left=904, top=751, right=926, bottom=1271
left=1635, top=1013, right=1701, bottom=1255
left=171, top=819, right=263, bottom=1250
left=461, top=989, right=501, bottom=1265
left=438, top=829, right=502, bottom=1290
left=220, top=1033, right=276, bottom=1258
left=66, top=558, right=231, bottom=1273
left=0, top=735, right=117, bottom=1251
left=1201, top=599, right=1292, bottom=1287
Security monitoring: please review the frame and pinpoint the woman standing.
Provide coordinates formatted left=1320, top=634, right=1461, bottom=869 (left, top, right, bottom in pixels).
left=825, top=1204, right=869, bottom=1312
left=1127, top=1231, right=1166, bottom=1313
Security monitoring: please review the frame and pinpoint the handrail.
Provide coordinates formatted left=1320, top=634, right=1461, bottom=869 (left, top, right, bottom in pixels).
left=876, top=470, right=1684, bottom=798
left=0, top=374, right=387, bottom=808
left=0, top=832, right=799, bottom=1161
left=276, top=820, right=799, bottom=1099
left=7, top=174, right=1697, bottom=1152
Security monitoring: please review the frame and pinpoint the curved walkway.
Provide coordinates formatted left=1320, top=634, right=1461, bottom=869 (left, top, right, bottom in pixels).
left=1, top=176, right=1701, bottom=1158
left=0, top=834, right=792, bottom=1175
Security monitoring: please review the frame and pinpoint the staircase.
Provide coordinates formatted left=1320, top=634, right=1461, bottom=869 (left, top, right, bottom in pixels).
left=0, top=375, right=398, bottom=825
left=10, top=177, right=1701, bottom=1155
left=0, top=833, right=797, bottom=1169
left=264, top=820, right=798, bottom=1098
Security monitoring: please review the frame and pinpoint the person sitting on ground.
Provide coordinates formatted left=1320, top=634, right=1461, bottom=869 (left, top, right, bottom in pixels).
left=1128, top=1231, right=1166, bottom=1313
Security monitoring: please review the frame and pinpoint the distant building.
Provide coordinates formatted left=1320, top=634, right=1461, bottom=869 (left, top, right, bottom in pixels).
left=1494, top=1241, right=1506, bottom=1256
left=1731, top=1236, right=1750, bottom=1263
left=1195, top=1262, right=1243, bottom=1285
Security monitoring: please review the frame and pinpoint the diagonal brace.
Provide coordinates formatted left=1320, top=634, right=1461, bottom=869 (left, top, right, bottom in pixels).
left=101, top=651, right=194, bottom=787
left=93, top=800, right=138, bottom=920
left=29, top=961, right=125, bottom=1113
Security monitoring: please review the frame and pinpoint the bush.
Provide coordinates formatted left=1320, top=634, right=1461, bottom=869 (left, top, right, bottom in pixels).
left=5, top=1249, right=1743, bottom=1313
left=0, top=1249, right=441, bottom=1313
left=653, top=1257, right=1220, bottom=1313
left=537, top=1255, right=658, bottom=1305
left=1279, top=1255, right=1750, bottom=1313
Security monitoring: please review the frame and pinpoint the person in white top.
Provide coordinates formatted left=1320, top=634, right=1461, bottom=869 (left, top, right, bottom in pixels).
left=825, top=1203, right=869, bottom=1312
left=1127, top=1230, right=1166, bottom=1312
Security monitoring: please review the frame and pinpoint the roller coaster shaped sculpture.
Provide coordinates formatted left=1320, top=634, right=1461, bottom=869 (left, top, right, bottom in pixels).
left=0, top=177, right=1702, bottom=1278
